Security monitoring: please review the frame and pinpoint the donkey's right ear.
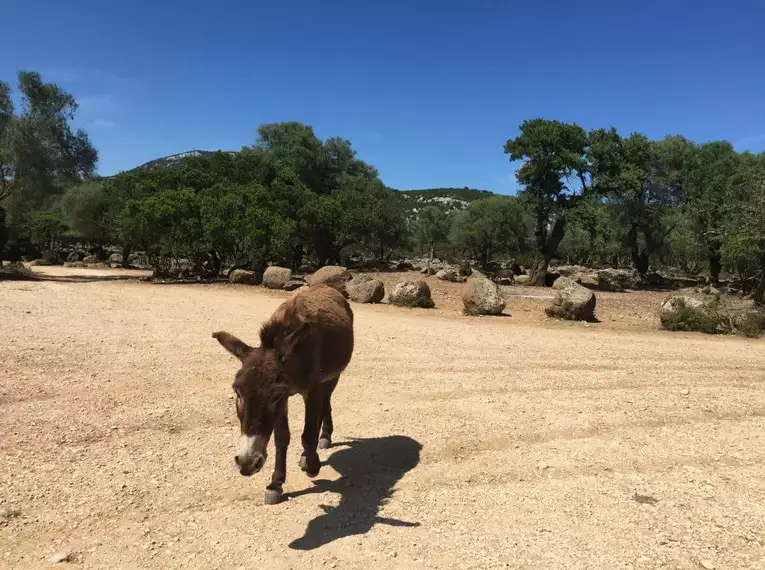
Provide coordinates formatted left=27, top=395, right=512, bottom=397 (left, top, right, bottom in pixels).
left=212, top=331, right=254, bottom=361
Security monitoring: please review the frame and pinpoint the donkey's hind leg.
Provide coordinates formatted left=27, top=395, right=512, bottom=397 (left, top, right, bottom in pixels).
left=319, top=376, right=339, bottom=450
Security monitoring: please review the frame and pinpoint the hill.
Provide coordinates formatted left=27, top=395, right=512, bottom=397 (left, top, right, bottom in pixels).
left=128, top=150, right=237, bottom=172
left=396, top=187, right=496, bottom=212
left=121, top=152, right=497, bottom=211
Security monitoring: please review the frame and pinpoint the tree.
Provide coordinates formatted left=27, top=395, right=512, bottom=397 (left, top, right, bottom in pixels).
left=416, top=205, right=452, bottom=260
left=60, top=179, right=118, bottom=241
left=451, top=196, right=532, bottom=267
left=684, top=141, right=741, bottom=282
left=504, top=119, right=588, bottom=285
left=116, top=189, right=203, bottom=269
left=589, top=130, right=692, bottom=275
left=24, top=210, right=66, bottom=251
left=722, top=153, right=765, bottom=303
left=0, top=71, right=98, bottom=256
left=198, top=182, right=297, bottom=272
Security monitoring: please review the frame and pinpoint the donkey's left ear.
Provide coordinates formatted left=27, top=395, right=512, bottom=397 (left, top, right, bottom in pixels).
left=212, top=331, right=254, bottom=361
left=279, top=321, right=311, bottom=363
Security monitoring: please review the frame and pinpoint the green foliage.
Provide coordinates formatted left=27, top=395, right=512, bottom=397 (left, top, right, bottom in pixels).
left=0, top=71, right=97, bottom=227
left=661, top=296, right=763, bottom=337
left=660, top=298, right=721, bottom=334
left=451, top=196, right=533, bottom=266
left=59, top=179, right=118, bottom=240
left=504, top=119, right=589, bottom=283
left=415, top=205, right=452, bottom=258
left=24, top=209, right=66, bottom=248
left=117, top=189, right=203, bottom=262
left=737, top=311, right=765, bottom=338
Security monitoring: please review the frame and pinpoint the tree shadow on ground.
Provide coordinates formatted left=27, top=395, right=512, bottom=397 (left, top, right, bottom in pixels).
left=286, top=435, right=422, bottom=551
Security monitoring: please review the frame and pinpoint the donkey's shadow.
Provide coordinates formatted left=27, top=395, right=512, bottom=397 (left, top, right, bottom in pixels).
left=286, top=435, right=422, bottom=550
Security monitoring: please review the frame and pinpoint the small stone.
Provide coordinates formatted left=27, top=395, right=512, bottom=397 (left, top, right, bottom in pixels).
left=682, top=389, right=690, bottom=396
left=49, top=551, right=70, bottom=564
left=699, top=561, right=715, bottom=570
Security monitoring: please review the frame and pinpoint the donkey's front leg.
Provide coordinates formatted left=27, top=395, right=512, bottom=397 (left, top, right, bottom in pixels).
left=264, top=402, right=290, bottom=505
left=319, top=376, right=339, bottom=450
left=298, top=388, right=323, bottom=477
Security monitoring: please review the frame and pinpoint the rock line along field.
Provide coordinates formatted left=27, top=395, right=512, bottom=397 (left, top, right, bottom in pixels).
left=1, top=268, right=765, bottom=569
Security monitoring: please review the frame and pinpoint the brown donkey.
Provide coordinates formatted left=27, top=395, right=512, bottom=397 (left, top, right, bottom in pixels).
left=212, top=284, right=354, bottom=504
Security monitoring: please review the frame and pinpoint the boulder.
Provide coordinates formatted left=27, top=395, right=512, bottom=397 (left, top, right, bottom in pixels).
left=66, top=251, right=83, bottom=262
left=63, top=261, right=74, bottom=268
left=29, top=259, right=51, bottom=266
left=596, top=268, right=641, bottom=292
left=552, top=276, right=579, bottom=290
left=389, top=280, right=435, bottom=308
left=229, top=269, right=261, bottom=286
left=435, top=267, right=467, bottom=283
left=305, top=265, right=352, bottom=294
left=515, top=274, right=531, bottom=285
left=283, top=278, right=306, bottom=291
left=109, top=253, right=123, bottom=265
left=72, top=261, right=85, bottom=268
left=461, top=272, right=505, bottom=315
left=555, top=265, right=589, bottom=278
left=347, top=275, right=385, bottom=304
left=83, top=255, right=99, bottom=265
left=545, top=281, right=597, bottom=321
left=701, top=285, right=721, bottom=296
left=41, top=250, right=62, bottom=265
left=296, top=264, right=317, bottom=275
left=262, top=266, right=292, bottom=289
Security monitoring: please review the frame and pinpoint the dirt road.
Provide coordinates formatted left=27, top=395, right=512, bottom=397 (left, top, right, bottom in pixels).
left=2, top=276, right=764, bottom=569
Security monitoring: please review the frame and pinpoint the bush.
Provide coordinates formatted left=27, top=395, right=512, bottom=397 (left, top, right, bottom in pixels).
left=736, top=311, right=765, bottom=338
left=660, top=299, right=721, bottom=334
left=660, top=296, right=764, bottom=338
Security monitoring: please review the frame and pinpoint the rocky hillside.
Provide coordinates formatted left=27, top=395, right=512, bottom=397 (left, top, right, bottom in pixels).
left=128, top=150, right=237, bottom=172
left=123, top=151, right=496, bottom=210
left=396, top=187, right=495, bottom=212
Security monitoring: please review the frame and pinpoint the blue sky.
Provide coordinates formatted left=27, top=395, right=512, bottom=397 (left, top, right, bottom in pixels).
left=3, top=0, right=764, bottom=194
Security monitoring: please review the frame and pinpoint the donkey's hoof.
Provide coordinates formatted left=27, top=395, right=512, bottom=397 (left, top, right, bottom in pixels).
left=318, top=438, right=332, bottom=450
left=298, top=456, right=320, bottom=478
left=264, top=488, right=283, bottom=505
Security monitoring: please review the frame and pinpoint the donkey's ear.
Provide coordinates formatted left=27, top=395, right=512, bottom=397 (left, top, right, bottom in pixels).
left=212, top=331, right=254, bottom=361
left=278, top=321, right=311, bottom=363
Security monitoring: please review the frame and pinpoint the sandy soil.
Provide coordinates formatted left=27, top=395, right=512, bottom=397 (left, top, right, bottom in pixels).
left=1, top=268, right=764, bottom=570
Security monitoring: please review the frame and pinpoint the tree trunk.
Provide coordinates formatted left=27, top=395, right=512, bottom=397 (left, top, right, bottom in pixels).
left=754, top=266, right=765, bottom=306
left=0, top=205, right=6, bottom=267
left=708, top=250, right=722, bottom=284
left=528, top=217, right=566, bottom=286
left=121, top=243, right=133, bottom=267
left=527, top=258, right=549, bottom=286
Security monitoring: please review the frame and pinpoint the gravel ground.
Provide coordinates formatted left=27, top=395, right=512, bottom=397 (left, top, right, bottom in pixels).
left=1, top=270, right=764, bottom=570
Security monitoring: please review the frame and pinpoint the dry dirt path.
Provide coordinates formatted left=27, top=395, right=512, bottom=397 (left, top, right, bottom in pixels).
left=1, top=278, right=765, bottom=570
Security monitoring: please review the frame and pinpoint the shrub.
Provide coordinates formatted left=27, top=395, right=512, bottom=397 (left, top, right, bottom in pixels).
left=660, top=296, right=764, bottom=338
left=660, top=298, right=721, bottom=334
left=736, top=311, right=765, bottom=339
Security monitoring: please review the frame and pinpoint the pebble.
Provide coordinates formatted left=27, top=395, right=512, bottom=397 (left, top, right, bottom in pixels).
left=48, top=551, right=70, bottom=564
left=699, top=561, right=715, bottom=570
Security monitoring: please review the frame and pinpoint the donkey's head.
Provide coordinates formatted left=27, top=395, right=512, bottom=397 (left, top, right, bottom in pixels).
left=212, top=330, right=288, bottom=476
